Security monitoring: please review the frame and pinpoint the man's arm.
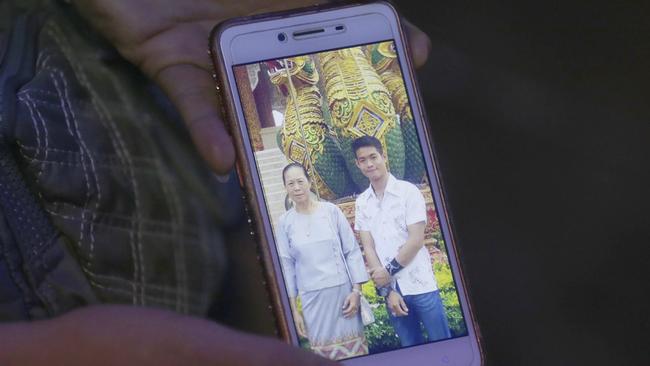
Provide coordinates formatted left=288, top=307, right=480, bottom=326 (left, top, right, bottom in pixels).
left=394, top=221, right=426, bottom=267
left=371, top=184, right=428, bottom=285
left=391, top=184, right=429, bottom=270
left=0, top=305, right=336, bottom=365
left=369, top=222, right=426, bottom=287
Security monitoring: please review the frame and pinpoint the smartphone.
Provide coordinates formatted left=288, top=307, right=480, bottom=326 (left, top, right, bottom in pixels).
left=210, top=2, right=483, bottom=364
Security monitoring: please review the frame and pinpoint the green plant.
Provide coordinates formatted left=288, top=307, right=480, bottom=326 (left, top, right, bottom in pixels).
left=361, top=283, right=401, bottom=353
left=433, top=262, right=468, bottom=337
left=432, top=230, right=446, bottom=253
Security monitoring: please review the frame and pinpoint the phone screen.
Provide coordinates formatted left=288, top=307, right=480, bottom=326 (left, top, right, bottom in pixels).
left=232, top=40, right=469, bottom=361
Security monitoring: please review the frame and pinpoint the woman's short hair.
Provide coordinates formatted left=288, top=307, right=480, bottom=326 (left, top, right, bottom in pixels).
left=281, top=162, right=310, bottom=185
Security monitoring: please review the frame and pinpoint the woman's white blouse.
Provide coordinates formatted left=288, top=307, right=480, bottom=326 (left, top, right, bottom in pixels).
left=276, top=202, right=368, bottom=298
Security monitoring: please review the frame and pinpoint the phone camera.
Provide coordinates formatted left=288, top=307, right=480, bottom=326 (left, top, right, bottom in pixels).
left=277, top=32, right=288, bottom=42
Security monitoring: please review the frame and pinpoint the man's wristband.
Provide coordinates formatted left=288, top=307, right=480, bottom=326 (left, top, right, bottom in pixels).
left=376, top=286, right=393, bottom=297
left=385, top=258, right=404, bottom=276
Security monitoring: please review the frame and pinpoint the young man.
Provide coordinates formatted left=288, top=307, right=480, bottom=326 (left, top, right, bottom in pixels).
left=352, top=136, right=451, bottom=347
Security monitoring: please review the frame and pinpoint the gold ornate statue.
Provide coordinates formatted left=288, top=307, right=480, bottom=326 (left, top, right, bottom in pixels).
left=318, top=47, right=406, bottom=189
left=268, top=56, right=355, bottom=200
left=368, top=41, right=426, bottom=183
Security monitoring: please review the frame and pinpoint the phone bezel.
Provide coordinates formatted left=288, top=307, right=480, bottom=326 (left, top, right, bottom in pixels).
left=211, top=2, right=483, bottom=365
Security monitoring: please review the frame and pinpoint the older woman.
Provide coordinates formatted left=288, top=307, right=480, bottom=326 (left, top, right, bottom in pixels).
left=276, top=163, right=369, bottom=360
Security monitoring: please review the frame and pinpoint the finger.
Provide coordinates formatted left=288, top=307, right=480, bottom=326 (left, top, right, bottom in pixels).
left=390, top=304, right=403, bottom=317
left=156, top=64, right=235, bottom=173
left=398, top=298, right=409, bottom=314
left=342, top=297, right=351, bottom=310
left=394, top=303, right=408, bottom=317
left=389, top=302, right=398, bottom=314
left=342, top=307, right=353, bottom=318
left=404, top=20, right=431, bottom=68
left=298, top=321, right=307, bottom=338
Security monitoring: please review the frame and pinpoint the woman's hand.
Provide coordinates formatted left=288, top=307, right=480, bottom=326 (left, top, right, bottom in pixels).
left=293, top=309, right=309, bottom=339
left=342, top=291, right=361, bottom=319
left=71, top=0, right=431, bottom=173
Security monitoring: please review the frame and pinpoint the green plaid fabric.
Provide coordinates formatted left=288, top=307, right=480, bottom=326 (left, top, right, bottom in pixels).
left=0, top=0, right=240, bottom=320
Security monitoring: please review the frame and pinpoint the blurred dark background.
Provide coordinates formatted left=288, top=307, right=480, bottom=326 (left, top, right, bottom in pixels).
left=394, top=0, right=650, bottom=364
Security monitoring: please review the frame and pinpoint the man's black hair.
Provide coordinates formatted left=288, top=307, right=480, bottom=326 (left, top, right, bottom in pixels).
left=351, top=135, right=384, bottom=157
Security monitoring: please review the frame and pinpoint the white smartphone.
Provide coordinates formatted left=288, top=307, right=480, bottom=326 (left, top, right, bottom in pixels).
left=210, top=2, right=483, bottom=365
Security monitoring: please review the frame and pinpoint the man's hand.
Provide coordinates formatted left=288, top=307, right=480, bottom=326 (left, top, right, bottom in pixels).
left=370, top=266, right=392, bottom=287
left=72, top=0, right=431, bottom=173
left=341, top=291, right=360, bottom=319
left=386, top=291, right=409, bottom=317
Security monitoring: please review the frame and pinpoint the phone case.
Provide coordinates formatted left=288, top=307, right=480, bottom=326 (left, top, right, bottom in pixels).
left=209, top=2, right=484, bottom=362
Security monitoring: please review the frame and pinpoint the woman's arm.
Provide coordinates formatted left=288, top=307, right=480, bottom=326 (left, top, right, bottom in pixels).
left=334, top=206, right=368, bottom=285
left=276, top=216, right=299, bottom=298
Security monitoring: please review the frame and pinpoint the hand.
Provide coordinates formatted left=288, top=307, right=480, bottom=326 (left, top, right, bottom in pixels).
left=370, top=266, right=392, bottom=287
left=341, top=291, right=361, bottom=319
left=0, top=305, right=337, bottom=365
left=71, top=0, right=432, bottom=173
left=293, top=309, right=308, bottom=339
left=386, top=291, right=409, bottom=317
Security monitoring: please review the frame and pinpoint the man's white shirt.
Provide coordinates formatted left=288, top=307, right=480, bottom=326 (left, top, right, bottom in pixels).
left=355, top=174, right=438, bottom=296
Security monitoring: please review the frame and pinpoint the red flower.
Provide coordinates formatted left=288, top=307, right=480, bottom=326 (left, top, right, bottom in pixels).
left=427, top=208, right=440, bottom=231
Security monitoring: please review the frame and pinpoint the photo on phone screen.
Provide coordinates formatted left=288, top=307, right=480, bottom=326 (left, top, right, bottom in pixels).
left=233, top=40, right=468, bottom=361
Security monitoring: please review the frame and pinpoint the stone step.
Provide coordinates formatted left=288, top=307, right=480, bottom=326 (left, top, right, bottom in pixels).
left=266, top=195, right=286, bottom=205
left=255, top=148, right=284, bottom=158
left=260, top=175, right=283, bottom=185
left=258, top=160, right=287, bottom=171
left=264, top=191, right=285, bottom=201
left=262, top=176, right=284, bottom=187
left=255, top=147, right=293, bottom=229
left=260, top=168, right=282, bottom=179
left=256, top=157, right=286, bottom=167
left=256, top=151, right=286, bottom=161
left=258, top=159, right=285, bottom=167
left=261, top=181, right=285, bottom=191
